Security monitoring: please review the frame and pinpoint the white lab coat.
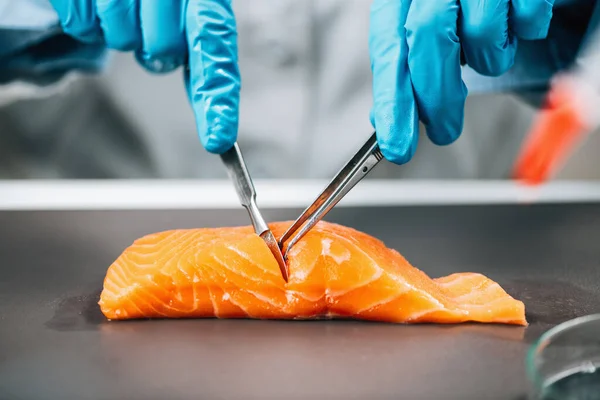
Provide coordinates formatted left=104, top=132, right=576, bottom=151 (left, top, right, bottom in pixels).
left=0, top=0, right=597, bottom=180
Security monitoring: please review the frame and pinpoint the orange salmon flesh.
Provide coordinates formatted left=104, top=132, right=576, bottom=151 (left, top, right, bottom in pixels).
left=98, top=221, right=526, bottom=325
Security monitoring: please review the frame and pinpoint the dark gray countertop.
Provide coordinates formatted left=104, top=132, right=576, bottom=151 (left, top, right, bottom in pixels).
left=2, top=204, right=600, bottom=400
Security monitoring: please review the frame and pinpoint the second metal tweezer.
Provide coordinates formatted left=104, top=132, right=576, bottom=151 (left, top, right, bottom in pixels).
left=220, top=142, right=289, bottom=282
left=278, top=131, right=383, bottom=259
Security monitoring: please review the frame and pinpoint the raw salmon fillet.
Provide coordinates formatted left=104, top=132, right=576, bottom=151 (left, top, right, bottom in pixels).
left=98, top=221, right=526, bottom=325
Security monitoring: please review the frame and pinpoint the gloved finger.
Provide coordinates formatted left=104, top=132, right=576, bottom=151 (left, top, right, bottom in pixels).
left=140, top=0, right=187, bottom=62
left=405, top=0, right=467, bottom=146
left=510, top=0, right=556, bottom=40
left=186, top=0, right=240, bottom=154
left=459, top=0, right=516, bottom=76
left=369, top=0, right=419, bottom=165
left=48, top=0, right=103, bottom=42
left=95, top=0, right=141, bottom=51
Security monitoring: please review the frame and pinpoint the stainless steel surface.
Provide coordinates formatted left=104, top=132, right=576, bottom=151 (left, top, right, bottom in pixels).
left=279, top=132, right=383, bottom=257
left=2, top=204, right=600, bottom=399
left=220, top=143, right=288, bottom=281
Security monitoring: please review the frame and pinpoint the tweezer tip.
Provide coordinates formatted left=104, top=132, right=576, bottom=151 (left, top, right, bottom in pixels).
left=275, top=256, right=289, bottom=283
left=261, top=230, right=289, bottom=283
left=275, top=251, right=289, bottom=283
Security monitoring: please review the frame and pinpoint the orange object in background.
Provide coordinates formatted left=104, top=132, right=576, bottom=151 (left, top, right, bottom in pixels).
left=513, top=20, right=600, bottom=186
left=513, top=78, right=592, bottom=185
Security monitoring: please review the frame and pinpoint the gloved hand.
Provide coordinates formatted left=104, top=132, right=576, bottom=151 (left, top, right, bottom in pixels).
left=369, top=0, right=559, bottom=164
left=48, top=0, right=240, bottom=154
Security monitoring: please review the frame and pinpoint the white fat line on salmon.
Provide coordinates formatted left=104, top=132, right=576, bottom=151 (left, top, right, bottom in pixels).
left=291, top=290, right=325, bottom=303
left=326, top=229, right=384, bottom=276
left=246, top=289, right=285, bottom=309
left=458, top=295, right=520, bottom=309
left=356, top=288, right=415, bottom=314
left=285, top=290, right=325, bottom=307
left=122, top=241, right=161, bottom=262
left=170, top=251, right=204, bottom=310
left=217, top=284, right=252, bottom=315
left=285, top=291, right=299, bottom=304
left=286, top=241, right=305, bottom=258
left=404, top=308, right=444, bottom=322
left=189, top=255, right=211, bottom=313
left=447, top=275, right=491, bottom=296
left=320, top=238, right=351, bottom=264
left=132, top=232, right=187, bottom=257
left=205, top=247, right=283, bottom=311
left=114, top=282, right=141, bottom=301
left=156, top=232, right=202, bottom=275
left=191, top=276, right=199, bottom=310
left=102, top=277, right=131, bottom=299
left=447, top=282, right=503, bottom=303
left=124, top=296, right=146, bottom=317
left=405, top=308, right=469, bottom=322
left=119, top=253, right=154, bottom=281
left=129, top=290, right=169, bottom=317
left=129, top=256, right=160, bottom=268
left=135, top=280, right=186, bottom=314
left=133, top=231, right=186, bottom=250
left=194, top=266, right=222, bottom=316
left=108, top=261, right=130, bottom=289
left=325, top=267, right=384, bottom=299
left=219, top=245, right=282, bottom=283
left=435, top=273, right=486, bottom=288
left=100, top=285, right=118, bottom=299
left=287, top=242, right=316, bottom=281
left=176, top=261, right=193, bottom=282
left=203, top=254, right=281, bottom=310
left=291, top=268, right=308, bottom=281
left=207, top=287, right=220, bottom=317
left=435, top=274, right=468, bottom=287
left=385, top=273, right=448, bottom=310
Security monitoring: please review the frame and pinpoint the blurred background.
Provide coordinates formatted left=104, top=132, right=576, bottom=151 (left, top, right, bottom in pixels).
left=1, top=0, right=600, bottom=181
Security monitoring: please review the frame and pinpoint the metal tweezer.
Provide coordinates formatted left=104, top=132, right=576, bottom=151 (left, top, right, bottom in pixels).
left=220, top=142, right=289, bottom=282
left=278, top=131, right=383, bottom=258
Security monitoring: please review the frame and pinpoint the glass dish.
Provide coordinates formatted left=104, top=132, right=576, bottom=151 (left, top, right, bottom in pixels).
left=527, top=314, right=600, bottom=399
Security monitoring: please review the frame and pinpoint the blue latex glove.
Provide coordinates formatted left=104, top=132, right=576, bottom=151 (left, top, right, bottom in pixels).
left=369, top=0, right=560, bottom=164
left=48, top=0, right=240, bottom=154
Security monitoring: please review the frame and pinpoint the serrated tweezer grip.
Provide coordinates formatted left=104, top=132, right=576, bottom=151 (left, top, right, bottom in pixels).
left=278, top=131, right=383, bottom=257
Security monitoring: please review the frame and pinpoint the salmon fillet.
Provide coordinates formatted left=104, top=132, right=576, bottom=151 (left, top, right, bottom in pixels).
left=98, top=221, right=526, bottom=325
